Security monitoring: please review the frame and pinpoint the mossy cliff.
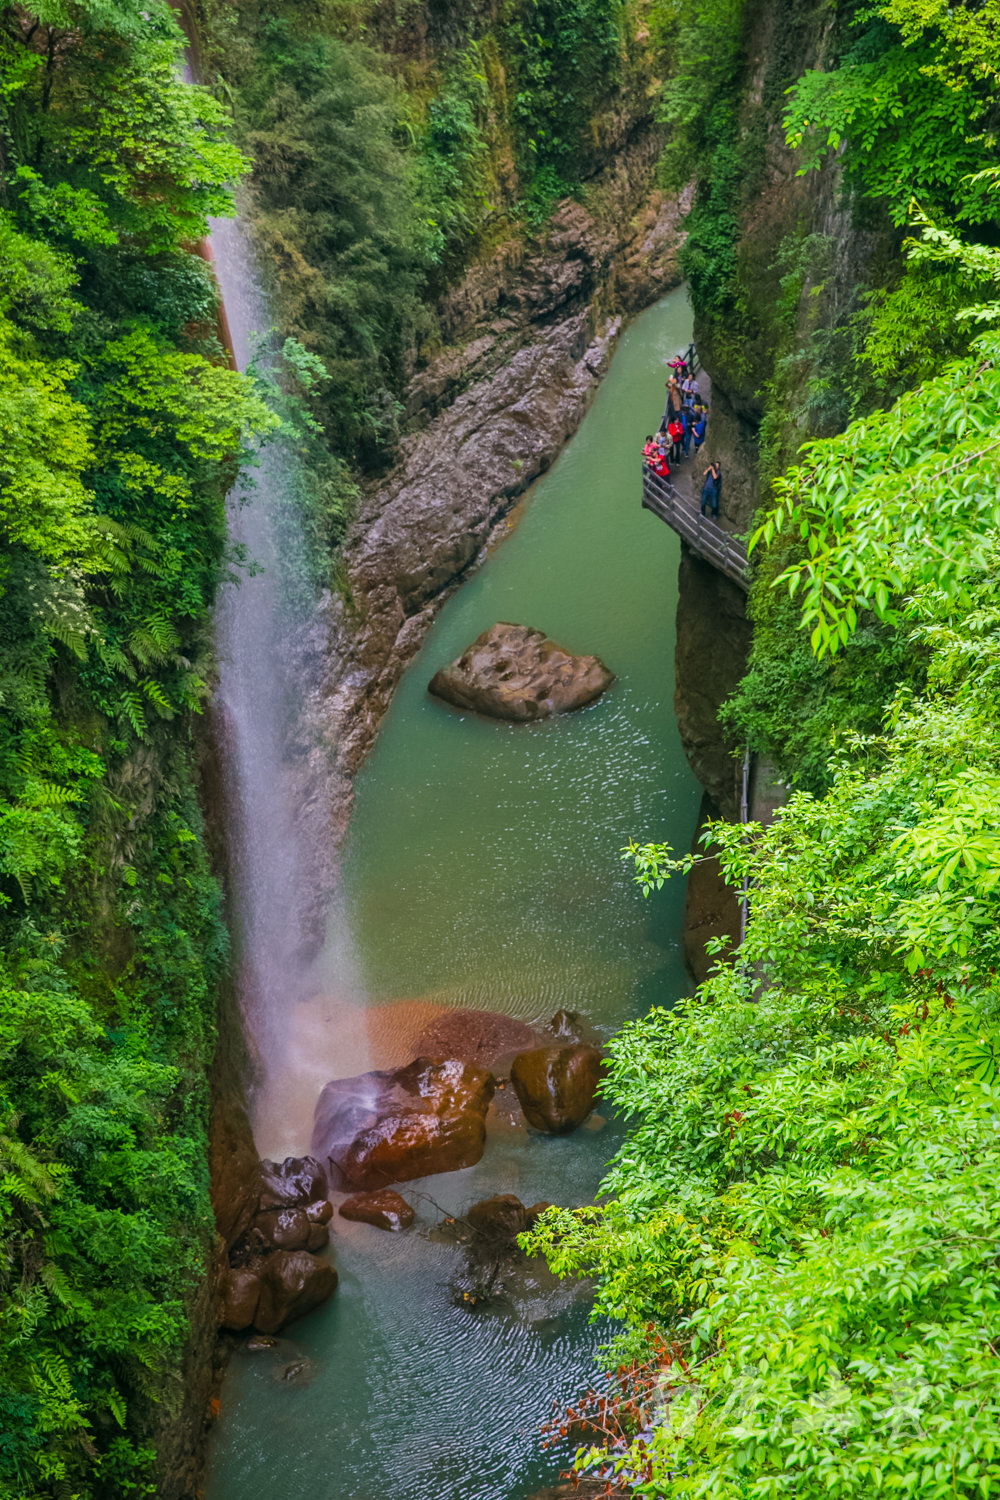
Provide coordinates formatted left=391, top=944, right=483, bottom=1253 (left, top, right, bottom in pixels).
left=197, top=0, right=681, bottom=471
left=668, top=0, right=908, bottom=809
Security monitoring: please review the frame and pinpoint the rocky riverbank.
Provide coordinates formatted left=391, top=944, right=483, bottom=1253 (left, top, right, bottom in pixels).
left=282, top=177, right=693, bottom=934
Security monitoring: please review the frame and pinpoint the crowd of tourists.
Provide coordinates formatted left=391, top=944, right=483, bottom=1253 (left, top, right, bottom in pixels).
left=642, top=350, right=722, bottom=519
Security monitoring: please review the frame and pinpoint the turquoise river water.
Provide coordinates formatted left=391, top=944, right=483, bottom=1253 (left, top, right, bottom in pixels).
left=206, top=286, right=702, bottom=1500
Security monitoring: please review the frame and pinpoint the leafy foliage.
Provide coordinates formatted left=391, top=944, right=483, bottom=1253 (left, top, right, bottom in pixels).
left=754, top=332, right=1000, bottom=660
left=0, top=3, right=271, bottom=1493
left=525, top=6, right=1000, bottom=1494
left=785, top=7, right=1000, bottom=229
left=529, top=548, right=1000, bottom=1494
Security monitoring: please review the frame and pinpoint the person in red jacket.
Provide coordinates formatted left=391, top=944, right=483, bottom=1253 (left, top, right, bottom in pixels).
left=667, top=417, right=684, bottom=463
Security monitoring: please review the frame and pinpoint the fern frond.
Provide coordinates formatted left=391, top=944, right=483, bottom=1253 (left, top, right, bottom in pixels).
left=116, top=691, right=148, bottom=739
left=139, top=678, right=174, bottom=717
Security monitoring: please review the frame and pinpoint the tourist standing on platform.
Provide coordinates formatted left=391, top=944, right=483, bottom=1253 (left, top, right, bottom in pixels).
left=667, top=417, right=684, bottom=463
left=701, top=460, right=721, bottom=518
left=663, top=377, right=683, bottom=428
left=693, top=406, right=708, bottom=453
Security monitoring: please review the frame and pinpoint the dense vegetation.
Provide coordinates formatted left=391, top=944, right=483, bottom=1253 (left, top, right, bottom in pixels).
left=527, top=2, right=1000, bottom=1495
left=0, top=3, right=272, bottom=1493
left=0, top=0, right=665, bottom=1493
left=197, top=0, right=648, bottom=480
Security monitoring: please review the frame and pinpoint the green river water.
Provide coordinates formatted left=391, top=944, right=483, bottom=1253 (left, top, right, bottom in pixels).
left=207, top=286, right=702, bottom=1500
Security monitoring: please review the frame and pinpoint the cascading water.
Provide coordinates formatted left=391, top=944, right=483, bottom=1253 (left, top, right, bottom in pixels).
left=207, top=210, right=325, bottom=1104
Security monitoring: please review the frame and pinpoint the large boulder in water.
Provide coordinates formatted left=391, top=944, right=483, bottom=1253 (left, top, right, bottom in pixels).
left=428, top=623, right=614, bottom=721
left=251, top=1207, right=313, bottom=1252
left=510, top=1044, right=603, bottom=1133
left=258, top=1155, right=329, bottom=1210
left=219, top=1267, right=263, bottom=1332
left=253, top=1251, right=339, bottom=1335
left=311, top=1057, right=495, bottom=1190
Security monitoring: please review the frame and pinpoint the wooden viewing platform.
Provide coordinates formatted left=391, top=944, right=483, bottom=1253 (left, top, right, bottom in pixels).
left=641, top=465, right=750, bottom=591
left=641, top=341, right=750, bottom=590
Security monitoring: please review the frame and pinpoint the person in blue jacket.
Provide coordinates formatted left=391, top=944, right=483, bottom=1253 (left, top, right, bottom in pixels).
left=701, top=460, right=721, bottom=518
left=693, top=408, right=708, bottom=452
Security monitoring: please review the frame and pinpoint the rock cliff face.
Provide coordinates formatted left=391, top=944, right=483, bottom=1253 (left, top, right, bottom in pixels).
left=671, top=0, right=891, bottom=805
left=674, top=548, right=751, bottom=822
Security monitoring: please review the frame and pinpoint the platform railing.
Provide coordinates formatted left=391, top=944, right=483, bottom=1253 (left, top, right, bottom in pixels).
left=641, top=465, right=750, bottom=591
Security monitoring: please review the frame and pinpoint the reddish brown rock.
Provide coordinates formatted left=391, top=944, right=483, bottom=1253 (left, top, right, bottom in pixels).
left=510, top=1044, right=603, bottom=1133
left=414, top=1007, right=543, bottom=1068
left=258, top=1156, right=329, bottom=1210
left=466, top=1193, right=528, bottom=1238
left=220, top=1267, right=262, bottom=1332
left=429, top=623, right=614, bottom=722
left=311, top=1057, right=495, bottom=1190
left=252, top=1207, right=311, bottom=1252
left=209, top=1097, right=263, bottom=1251
left=306, top=1222, right=330, bottom=1252
left=253, top=1251, right=339, bottom=1335
left=340, top=1189, right=415, bottom=1231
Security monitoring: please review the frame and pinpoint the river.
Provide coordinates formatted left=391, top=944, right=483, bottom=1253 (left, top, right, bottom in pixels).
left=206, top=286, right=702, bottom=1500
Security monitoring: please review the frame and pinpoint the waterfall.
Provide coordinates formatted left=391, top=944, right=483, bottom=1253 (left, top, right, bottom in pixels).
left=207, top=212, right=317, bottom=1104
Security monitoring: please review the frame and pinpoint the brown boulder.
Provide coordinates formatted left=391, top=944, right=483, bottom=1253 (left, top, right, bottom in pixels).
left=340, top=1190, right=415, bottom=1231
left=312, top=1057, right=495, bottom=1190
left=220, top=1267, right=262, bottom=1332
left=510, top=1044, right=603, bottom=1133
left=305, top=1199, right=333, bottom=1225
left=258, top=1156, right=328, bottom=1210
left=252, top=1207, right=311, bottom=1252
left=306, top=1222, right=330, bottom=1252
left=253, top=1251, right=339, bottom=1335
left=466, top=1194, right=527, bottom=1239
left=428, top=623, right=614, bottom=722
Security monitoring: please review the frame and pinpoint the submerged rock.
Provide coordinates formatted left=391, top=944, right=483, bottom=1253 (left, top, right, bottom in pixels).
left=510, top=1044, right=603, bottom=1133
left=413, top=1007, right=543, bottom=1068
left=428, top=623, right=614, bottom=722
left=311, top=1057, right=495, bottom=1190
left=446, top=1195, right=567, bottom=1312
left=340, top=1189, right=415, bottom=1231
left=466, top=1193, right=528, bottom=1240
